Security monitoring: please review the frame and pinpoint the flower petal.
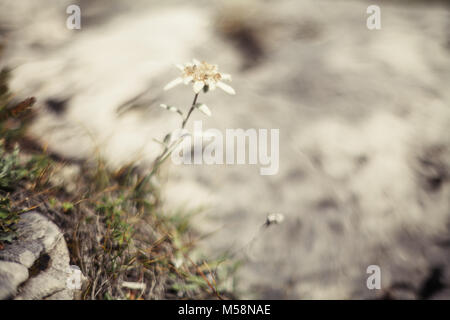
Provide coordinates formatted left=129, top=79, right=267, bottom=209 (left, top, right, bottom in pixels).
left=192, top=58, right=201, bottom=65
left=195, top=103, right=212, bottom=117
left=193, top=81, right=205, bottom=93
left=206, top=79, right=216, bottom=90
left=217, top=81, right=236, bottom=95
left=183, top=75, right=193, bottom=84
left=164, top=77, right=183, bottom=91
left=221, top=73, right=232, bottom=81
left=175, top=64, right=184, bottom=71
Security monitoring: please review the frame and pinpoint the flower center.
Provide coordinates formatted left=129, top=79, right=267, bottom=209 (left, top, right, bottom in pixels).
left=184, top=62, right=221, bottom=83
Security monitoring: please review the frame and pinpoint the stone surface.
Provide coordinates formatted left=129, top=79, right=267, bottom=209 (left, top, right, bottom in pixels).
left=0, top=212, right=80, bottom=300
left=0, top=212, right=62, bottom=268
left=0, top=261, right=29, bottom=299
left=14, top=232, right=72, bottom=300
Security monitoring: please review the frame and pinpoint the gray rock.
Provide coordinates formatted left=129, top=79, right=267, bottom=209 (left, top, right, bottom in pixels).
left=0, top=211, right=82, bottom=300
left=0, top=212, right=62, bottom=268
left=14, top=234, right=72, bottom=300
left=0, top=261, right=29, bottom=299
left=44, top=289, right=74, bottom=300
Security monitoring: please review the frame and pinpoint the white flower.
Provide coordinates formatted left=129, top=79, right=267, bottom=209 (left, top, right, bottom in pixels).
left=265, top=213, right=284, bottom=226
left=164, top=59, right=235, bottom=95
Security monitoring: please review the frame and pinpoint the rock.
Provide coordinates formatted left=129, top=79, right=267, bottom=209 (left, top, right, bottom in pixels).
left=0, top=261, right=29, bottom=299
left=0, top=212, right=62, bottom=268
left=0, top=212, right=84, bottom=300
left=44, top=289, right=74, bottom=300
left=14, top=233, right=71, bottom=300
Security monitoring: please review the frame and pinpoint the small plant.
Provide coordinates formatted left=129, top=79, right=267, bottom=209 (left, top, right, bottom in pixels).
left=156, top=59, right=235, bottom=169
left=0, top=142, right=28, bottom=190
left=0, top=143, right=28, bottom=244
left=0, top=196, right=19, bottom=243
left=0, top=59, right=238, bottom=299
left=0, top=141, right=51, bottom=245
left=96, top=195, right=133, bottom=248
left=62, top=201, right=74, bottom=213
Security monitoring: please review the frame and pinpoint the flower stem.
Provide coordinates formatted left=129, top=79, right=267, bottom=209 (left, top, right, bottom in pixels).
left=147, top=93, right=199, bottom=181
left=181, top=93, right=199, bottom=129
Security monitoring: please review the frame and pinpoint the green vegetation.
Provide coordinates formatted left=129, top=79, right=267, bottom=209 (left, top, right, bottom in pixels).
left=0, top=196, right=18, bottom=243
left=0, top=68, right=47, bottom=245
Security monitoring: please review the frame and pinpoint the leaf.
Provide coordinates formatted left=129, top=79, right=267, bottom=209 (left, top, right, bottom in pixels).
left=163, top=133, right=171, bottom=144
left=195, top=103, right=211, bottom=117
left=187, top=274, right=209, bottom=288
left=160, top=104, right=183, bottom=116
left=0, top=232, right=15, bottom=243
left=62, top=202, right=74, bottom=212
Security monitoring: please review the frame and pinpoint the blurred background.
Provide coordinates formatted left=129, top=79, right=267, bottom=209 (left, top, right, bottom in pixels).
left=1, top=0, right=449, bottom=299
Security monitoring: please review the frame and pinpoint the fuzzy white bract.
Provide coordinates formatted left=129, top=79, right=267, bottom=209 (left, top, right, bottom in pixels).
left=164, top=59, right=235, bottom=95
left=266, top=213, right=284, bottom=226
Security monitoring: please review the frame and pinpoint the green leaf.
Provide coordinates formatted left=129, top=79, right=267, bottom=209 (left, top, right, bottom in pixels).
left=62, top=202, right=74, bottom=212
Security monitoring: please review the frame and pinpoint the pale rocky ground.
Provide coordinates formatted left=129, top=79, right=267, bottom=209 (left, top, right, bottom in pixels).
left=1, top=0, right=449, bottom=299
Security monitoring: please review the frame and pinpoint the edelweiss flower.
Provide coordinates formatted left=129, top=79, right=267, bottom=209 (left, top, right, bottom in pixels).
left=164, top=59, right=235, bottom=95
left=265, top=213, right=284, bottom=226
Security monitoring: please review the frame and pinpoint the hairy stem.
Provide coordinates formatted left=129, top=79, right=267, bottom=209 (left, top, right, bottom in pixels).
left=143, top=92, right=200, bottom=184
left=181, top=93, right=199, bottom=129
